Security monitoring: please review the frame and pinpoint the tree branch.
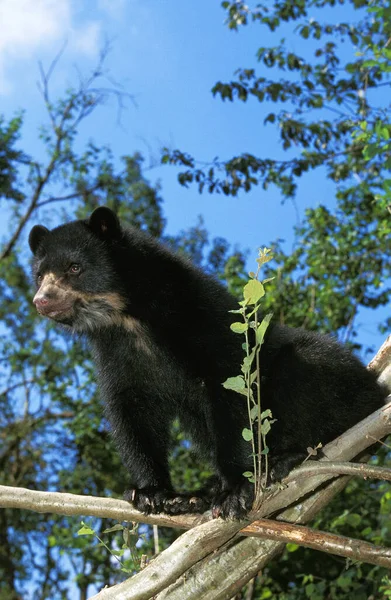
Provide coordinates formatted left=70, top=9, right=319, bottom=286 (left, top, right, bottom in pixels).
left=368, top=334, right=391, bottom=389
left=0, top=159, right=56, bottom=260
left=35, top=186, right=101, bottom=209
left=242, top=518, right=391, bottom=568
left=156, top=476, right=352, bottom=600
left=283, top=459, right=391, bottom=484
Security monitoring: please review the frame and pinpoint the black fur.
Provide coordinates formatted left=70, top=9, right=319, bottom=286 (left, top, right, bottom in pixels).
left=29, top=207, right=386, bottom=518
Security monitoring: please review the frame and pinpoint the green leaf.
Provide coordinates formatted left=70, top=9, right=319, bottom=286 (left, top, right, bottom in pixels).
left=346, top=513, right=361, bottom=527
left=242, top=427, right=253, bottom=441
left=286, top=543, right=299, bottom=552
left=230, top=322, right=248, bottom=334
left=243, top=471, right=253, bottom=478
left=260, top=419, right=272, bottom=435
left=256, top=247, right=273, bottom=266
left=222, top=375, right=248, bottom=396
left=364, top=143, right=379, bottom=159
left=250, top=404, right=259, bottom=421
left=256, top=313, right=273, bottom=344
left=261, top=409, right=273, bottom=419
left=361, top=526, right=372, bottom=536
left=305, top=583, right=316, bottom=597
left=243, top=279, right=265, bottom=304
left=241, top=349, right=256, bottom=374
left=250, top=369, right=258, bottom=385
left=77, top=525, right=95, bottom=536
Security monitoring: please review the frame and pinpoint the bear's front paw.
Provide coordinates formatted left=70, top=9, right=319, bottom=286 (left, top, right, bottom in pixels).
left=211, top=480, right=254, bottom=520
left=124, top=488, right=208, bottom=515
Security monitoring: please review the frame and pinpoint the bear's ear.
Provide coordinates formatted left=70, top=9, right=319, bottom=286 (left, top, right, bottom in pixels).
left=88, top=207, right=121, bottom=240
left=29, top=225, right=50, bottom=255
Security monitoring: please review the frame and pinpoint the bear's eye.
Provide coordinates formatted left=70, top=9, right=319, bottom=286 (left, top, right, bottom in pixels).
left=69, top=263, right=81, bottom=275
left=37, top=274, right=43, bottom=286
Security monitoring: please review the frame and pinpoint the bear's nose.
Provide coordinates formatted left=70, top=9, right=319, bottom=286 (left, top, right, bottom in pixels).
left=33, top=292, right=49, bottom=307
left=33, top=292, right=49, bottom=308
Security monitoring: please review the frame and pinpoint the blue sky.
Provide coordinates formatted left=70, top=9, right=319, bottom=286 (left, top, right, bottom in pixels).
left=0, top=0, right=385, bottom=353
left=0, top=0, right=327, bottom=244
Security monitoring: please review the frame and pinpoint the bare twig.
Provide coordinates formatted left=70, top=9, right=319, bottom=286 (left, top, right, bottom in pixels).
left=153, top=525, right=160, bottom=555
left=0, top=48, right=132, bottom=260
left=283, top=459, right=391, bottom=484
left=37, top=41, right=69, bottom=127
left=36, top=186, right=101, bottom=209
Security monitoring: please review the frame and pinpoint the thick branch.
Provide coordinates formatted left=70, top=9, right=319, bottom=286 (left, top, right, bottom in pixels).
left=243, top=518, right=391, bottom=568
left=154, top=395, right=391, bottom=599
left=90, top=520, right=241, bottom=600
left=369, top=334, right=391, bottom=390
left=156, top=476, right=351, bottom=600
left=368, top=334, right=391, bottom=376
left=1, top=471, right=385, bottom=599
left=0, top=485, right=200, bottom=530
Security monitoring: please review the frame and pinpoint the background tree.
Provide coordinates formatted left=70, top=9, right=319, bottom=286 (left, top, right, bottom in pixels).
left=0, top=63, right=245, bottom=598
left=165, top=0, right=391, bottom=349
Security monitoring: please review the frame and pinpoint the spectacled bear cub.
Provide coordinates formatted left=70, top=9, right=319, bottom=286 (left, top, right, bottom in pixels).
left=29, top=207, right=386, bottom=519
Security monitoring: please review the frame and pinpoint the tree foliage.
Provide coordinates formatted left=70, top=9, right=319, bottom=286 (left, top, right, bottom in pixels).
left=0, top=60, right=245, bottom=598
left=163, top=0, right=391, bottom=346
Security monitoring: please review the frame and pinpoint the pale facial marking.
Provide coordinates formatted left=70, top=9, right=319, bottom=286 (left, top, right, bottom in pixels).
left=34, top=273, right=151, bottom=353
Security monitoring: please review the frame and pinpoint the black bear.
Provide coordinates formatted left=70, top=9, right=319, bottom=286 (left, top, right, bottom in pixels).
left=29, top=207, right=386, bottom=518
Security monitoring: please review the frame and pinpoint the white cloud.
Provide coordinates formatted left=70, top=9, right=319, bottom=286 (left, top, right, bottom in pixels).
left=0, top=0, right=69, bottom=54
left=0, top=0, right=102, bottom=93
